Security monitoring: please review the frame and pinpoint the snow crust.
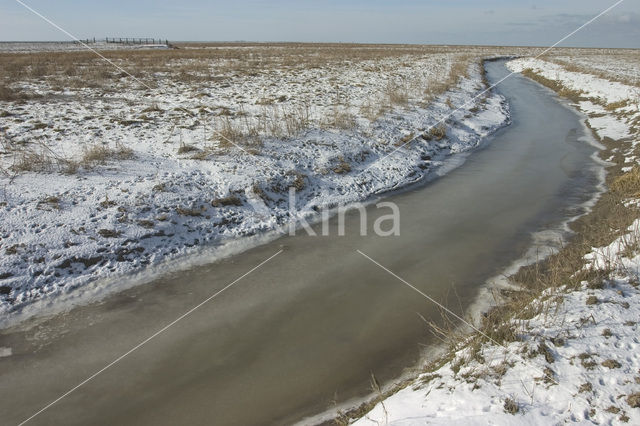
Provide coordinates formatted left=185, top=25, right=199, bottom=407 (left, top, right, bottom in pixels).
left=350, top=56, right=640, bottom=426
left=0, top=54, right=508, bottom=319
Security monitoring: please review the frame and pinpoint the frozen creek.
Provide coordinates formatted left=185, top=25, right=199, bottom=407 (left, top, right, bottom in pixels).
left=0, top=60, right=605, bottom=425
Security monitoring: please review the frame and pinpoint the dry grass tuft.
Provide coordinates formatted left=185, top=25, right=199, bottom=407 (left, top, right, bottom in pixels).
left=211, top=194, right=242, bottom=207
left=332, top=157, right=352, bottom=174
left=601, top=359, right=622, bottom=369
left=611, top=167, right=640, bottom=197
left=429, top=124, right=447, bottom=140
left=385, top=81, right=409, bottom=106
left=578, top=382, right=593, bottom=393
left=81, top=143, right=134, bottom=166
left=177, top=143, right=199, bottom=154
left=326, top=107, right=356, bottom=130
left=97, top=229, right=121, bottom=238
left=282, top=104, right=310, bottom=137
left=0, top=85, right=34, bottom=102
left=214, top=116, right=250, bottom=148
left=395, top=132, right=415, bottom=147
left=503, top=398, right=519, bottom=414
left=627, top=392, right=640, bottom=408
left=176, top=206, right=204, bottom=216
left=520, top=68, right=584, bottom=101
left=605, top=100, right=629, bottom=111
left=287, top=170, right=307, bottom=190
left=11, top=150, right=54, bottom=173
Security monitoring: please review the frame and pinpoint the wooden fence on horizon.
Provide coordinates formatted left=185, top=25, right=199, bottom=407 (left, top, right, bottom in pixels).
left=75, top=38, right=169, bottom=46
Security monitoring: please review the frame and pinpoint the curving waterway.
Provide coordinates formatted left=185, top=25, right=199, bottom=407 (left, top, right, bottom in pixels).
left=0, top=60, right=604, bottom=425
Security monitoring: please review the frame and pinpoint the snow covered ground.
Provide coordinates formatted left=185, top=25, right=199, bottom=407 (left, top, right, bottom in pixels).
left=548, top=49, right=640, bottom=87
left=354, top=272, right=640, bottom=425
left=0, top=41, right=168, bottom=53
left=350, top=56, right=640, bottom=425
left=0, top=45, right=510, bottom=320
left=509, top=57, right=639, bottom=142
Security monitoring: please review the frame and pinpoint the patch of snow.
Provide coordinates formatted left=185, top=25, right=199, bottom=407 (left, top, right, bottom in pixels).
left=349, top=55, right=640, bottom=426
left=507, top=57, right=640, bottom=106
left=589, top=114, right=632, bottom=140
left=0, top=56, right=509, bottom=322
left=355, top=276, right=640, bottom=425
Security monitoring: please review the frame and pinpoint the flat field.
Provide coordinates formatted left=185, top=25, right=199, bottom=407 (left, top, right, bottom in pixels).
left=1, top=43, right=634, bottom=319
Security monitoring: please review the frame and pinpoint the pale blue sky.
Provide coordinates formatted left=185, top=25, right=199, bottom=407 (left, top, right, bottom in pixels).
left=1, top=0, right=639, bottom=47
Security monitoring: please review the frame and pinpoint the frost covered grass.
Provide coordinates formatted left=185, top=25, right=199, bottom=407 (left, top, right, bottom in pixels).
left=544, top=49, right=640, bottom=88
left=340, top=52, right=640, bottom=426
left=0, top=43, right=518, bottom=318
left=0, top=44, right=487, bottom=145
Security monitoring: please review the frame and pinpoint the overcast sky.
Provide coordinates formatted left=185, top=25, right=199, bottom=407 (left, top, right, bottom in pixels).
left=1, top=0, right=639, bottom=47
